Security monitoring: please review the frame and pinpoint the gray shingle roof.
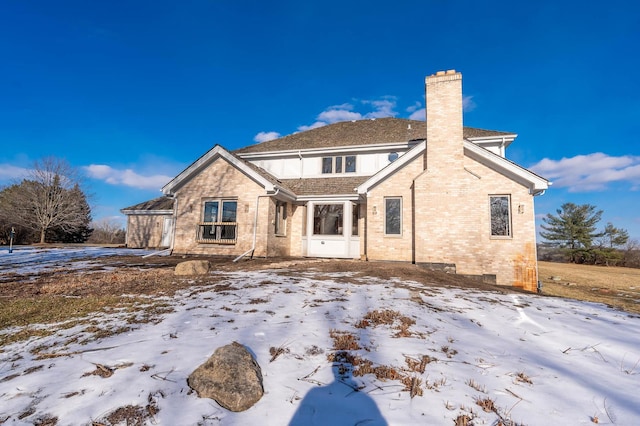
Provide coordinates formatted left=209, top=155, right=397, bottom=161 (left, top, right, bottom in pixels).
left=121, top=196, right=174, bottom=212
left=235, top=118, right=514, bottom=154
left=280, top=176, right=370, bottom=196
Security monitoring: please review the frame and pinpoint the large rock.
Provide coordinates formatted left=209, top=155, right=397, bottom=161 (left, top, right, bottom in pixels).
left=187, top=342, right=264, bottom=412
left=174, top=260, right=210, bottom=276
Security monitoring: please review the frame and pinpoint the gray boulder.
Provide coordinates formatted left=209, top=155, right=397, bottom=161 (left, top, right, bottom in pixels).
left=187, top=342, right=264, bottom=412
left=174, top=260, right=210, bottom=276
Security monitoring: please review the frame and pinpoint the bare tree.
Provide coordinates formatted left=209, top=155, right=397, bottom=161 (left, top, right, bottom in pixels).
left=2, top=157, right=92, bottom=243
left=88, top=217, right=126, bottom=244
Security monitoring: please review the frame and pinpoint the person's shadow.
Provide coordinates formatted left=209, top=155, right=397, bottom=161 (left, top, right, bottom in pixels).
left=289, top=352, right=388, bottom=426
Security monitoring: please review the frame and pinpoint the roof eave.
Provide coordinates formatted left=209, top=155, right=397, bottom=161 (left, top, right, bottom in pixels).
left=162, top=145, right=276, bottom=195
left=463, top=141, right=549, bottom=193
left=356, top=140, right=427, bottom=194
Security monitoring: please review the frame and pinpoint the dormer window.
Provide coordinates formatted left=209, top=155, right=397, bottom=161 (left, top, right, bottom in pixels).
left=321, top=155, right=356, bottom=174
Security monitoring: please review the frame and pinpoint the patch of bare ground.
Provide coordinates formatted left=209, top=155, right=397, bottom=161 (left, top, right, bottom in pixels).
left=538, top=261, right=640, bottom=315
left=3, top=252, right=637, bottom=348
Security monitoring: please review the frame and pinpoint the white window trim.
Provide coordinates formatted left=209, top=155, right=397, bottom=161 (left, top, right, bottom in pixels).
left=489, top=194, right=512, bottom=239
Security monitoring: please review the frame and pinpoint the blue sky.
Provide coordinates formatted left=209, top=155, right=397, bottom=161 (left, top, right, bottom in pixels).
left=1, top=0, right=639, bottom=241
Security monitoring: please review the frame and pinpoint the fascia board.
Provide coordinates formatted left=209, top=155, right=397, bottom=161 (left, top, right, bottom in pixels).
left=296, top=194, right=360, bottom=202
left=467, top=134, right=517, bottom=149
left=463, top=141, right=549, bottom=191
left=356, top=140, right=426, bottom=194
left=120, top=209, right=173, bottom=215
left=162, top=145, right=275, bottom=195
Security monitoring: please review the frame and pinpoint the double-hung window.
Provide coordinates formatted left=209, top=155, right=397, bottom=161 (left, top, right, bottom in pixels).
left=198, top=199, right=238, bottom=243
left=490, top=195, right=511, bottom=237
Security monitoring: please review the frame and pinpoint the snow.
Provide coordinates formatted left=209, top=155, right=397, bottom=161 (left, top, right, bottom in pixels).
left=1, top=248, right=639, bottom=425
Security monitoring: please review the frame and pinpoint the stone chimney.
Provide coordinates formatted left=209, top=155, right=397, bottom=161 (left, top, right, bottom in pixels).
left=425, top=70, right=463, bottom=172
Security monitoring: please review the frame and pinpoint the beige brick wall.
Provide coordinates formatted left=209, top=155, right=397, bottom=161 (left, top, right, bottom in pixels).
left=425, top=71, right=463, bottom=171
left=289, top=204, right=305, bottom=256
left=365, top=156, right=424, bottom=261
left=126, top=214, right=169, bottom=249
left=363, top=68, right=539, bottom=288
left=265, top=200, right=293, bottom=257
left=365, top=152, right=538, bottom=288
left=413, top=156, right=538, bottom=288
left=172, top=157, right=271, bottom=257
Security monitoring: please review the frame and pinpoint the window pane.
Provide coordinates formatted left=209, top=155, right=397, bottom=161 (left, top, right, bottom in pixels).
left=385, top=198, right=401, bottom=235
left=222, top=201, right=237, bottom=222
left=322, top=157, right=333, bottom=174
left=275, top=202, right=286, bottom=235
left=345, top=156, right=356, bottom=173
left=313, top=204, right=343, bottom=235
left=490, top=196, right=511, bottom=236
left=335, top=156, right=342, bottom=173
left=204, top=201, right=219, bottom=222
left=352, top=204, right=359, bottom=236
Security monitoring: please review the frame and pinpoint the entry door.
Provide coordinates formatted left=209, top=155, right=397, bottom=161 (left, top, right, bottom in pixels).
left=161, top=217, right=174, bottom=247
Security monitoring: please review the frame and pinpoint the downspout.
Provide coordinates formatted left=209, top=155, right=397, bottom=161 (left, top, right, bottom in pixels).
left=233, top=189, right=280, bottom=263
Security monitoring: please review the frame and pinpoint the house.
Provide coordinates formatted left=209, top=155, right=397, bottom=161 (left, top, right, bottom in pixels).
left=121, top=70, right=549, bottom=291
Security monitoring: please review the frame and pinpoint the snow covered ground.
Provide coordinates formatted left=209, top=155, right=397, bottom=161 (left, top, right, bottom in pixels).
left=1, top=248, right=639, bottom=425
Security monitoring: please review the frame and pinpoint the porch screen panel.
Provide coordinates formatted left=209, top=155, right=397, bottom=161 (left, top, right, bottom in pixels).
left=313, top=204, right=343, bottom=235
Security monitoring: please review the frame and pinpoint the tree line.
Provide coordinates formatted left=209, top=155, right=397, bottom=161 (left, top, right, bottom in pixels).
left=0, top=157, right=124, bottom=245
left=539, top=202, right=639, bottom=267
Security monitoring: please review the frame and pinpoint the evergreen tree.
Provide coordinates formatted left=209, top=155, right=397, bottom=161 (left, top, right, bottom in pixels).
left=540, top=202, right=603, bottom=263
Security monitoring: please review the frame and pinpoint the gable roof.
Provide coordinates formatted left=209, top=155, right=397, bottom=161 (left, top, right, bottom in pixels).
left=356, top=140, right=548, bottom=196
left=120, top=196, right=174, bottom=214
left=161, top=145, right=295, bottom=199
left=235, top=118, right=514, bottom=154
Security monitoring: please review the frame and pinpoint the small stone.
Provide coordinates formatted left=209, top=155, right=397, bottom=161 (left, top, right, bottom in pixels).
left=187, top=342, right=263, bottom=412
left=174, top=260, right=210, bottom=276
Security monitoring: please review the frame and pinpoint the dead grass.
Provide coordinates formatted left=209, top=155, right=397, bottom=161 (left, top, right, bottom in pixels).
left=538, top=261, right=640, bottom=314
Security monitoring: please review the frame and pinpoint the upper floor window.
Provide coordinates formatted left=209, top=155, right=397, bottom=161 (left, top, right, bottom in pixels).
left=490, top=195, right=511, bottom=237
left=321, top=155, right=356, bottom=174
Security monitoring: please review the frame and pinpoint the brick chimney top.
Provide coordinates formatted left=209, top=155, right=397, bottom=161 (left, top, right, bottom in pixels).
left=428, top=70, right=462, bottom=81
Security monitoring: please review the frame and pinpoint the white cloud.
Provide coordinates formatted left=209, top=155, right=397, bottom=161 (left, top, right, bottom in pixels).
left=529, top=153, right=640, bottom=192
left=254, top=131, right=281, bottom=143
left=0, top=164, right=30, bottom=181
left=298, top=97, right=399, bottom=132
left=408, top=108, right=425, bottom=121
left=84, top=164, right=173, bottom=191
left=406, top=101, right=422, bottom=113
left=317, top=107, right=362, bottom=123
left=462, top=95, right=476, bottom=112
left=297, top=121, right=328, bottom=132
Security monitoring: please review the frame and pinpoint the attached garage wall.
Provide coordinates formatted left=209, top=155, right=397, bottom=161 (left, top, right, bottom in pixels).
left=125, top=214, right=170, bottom=249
